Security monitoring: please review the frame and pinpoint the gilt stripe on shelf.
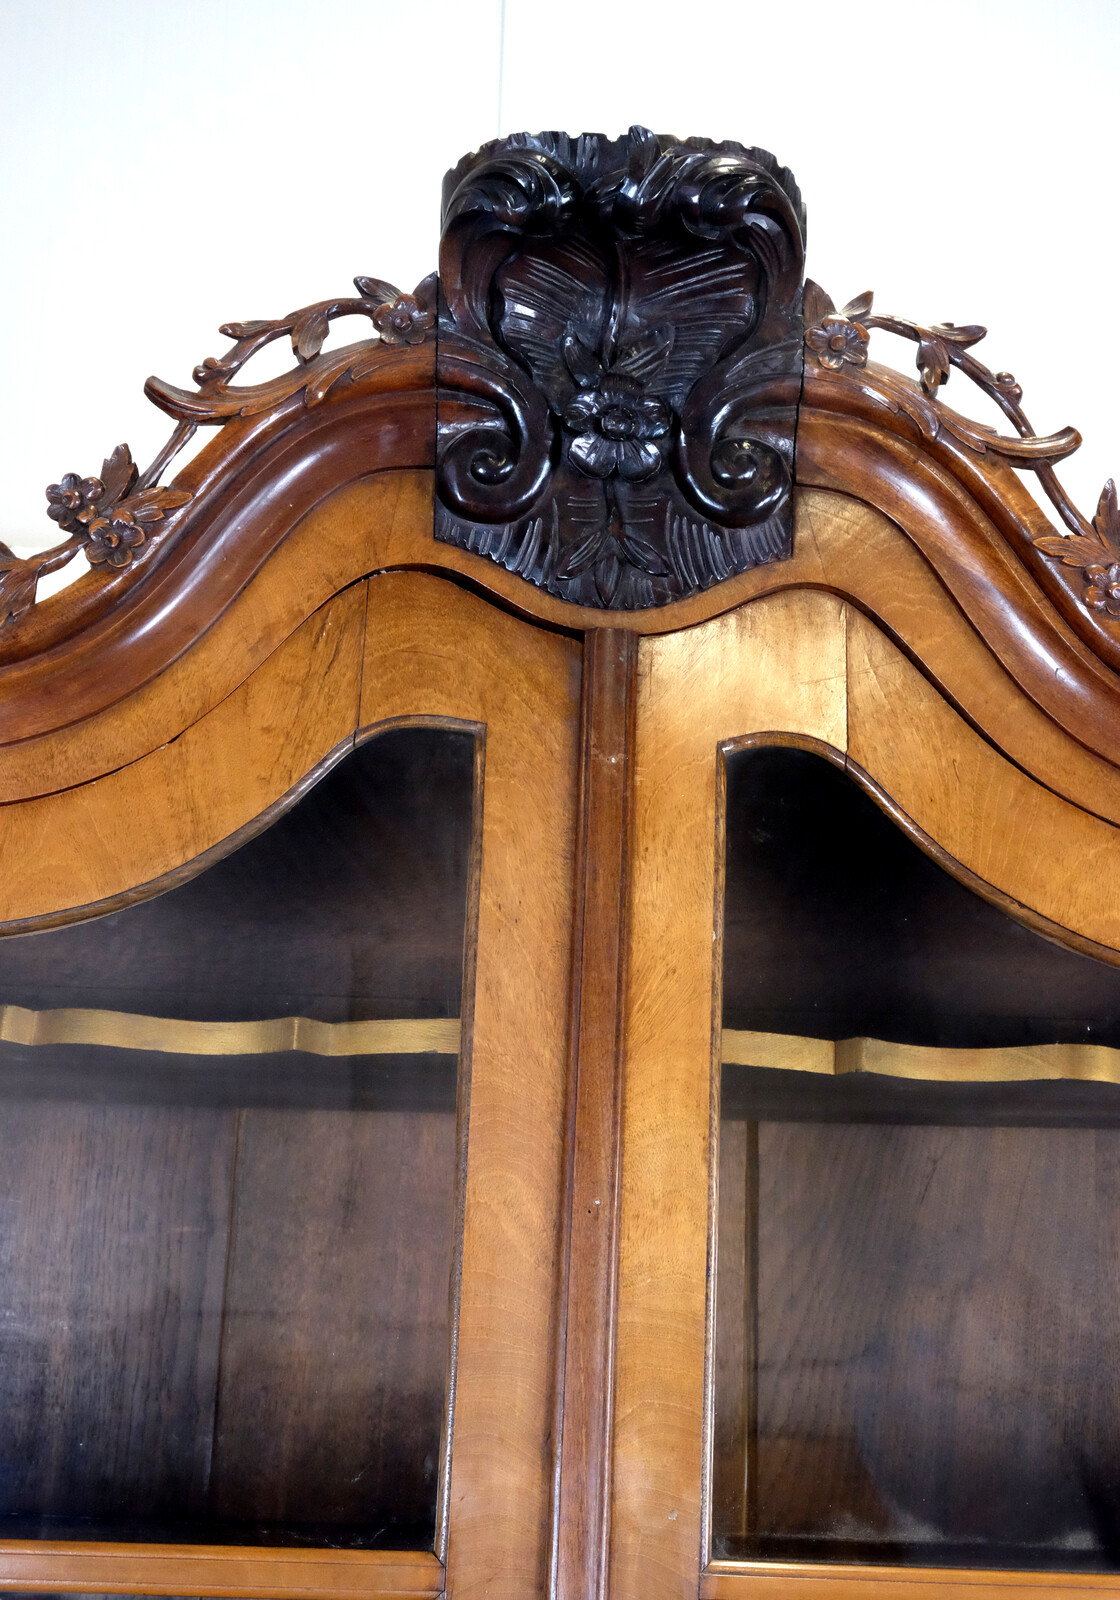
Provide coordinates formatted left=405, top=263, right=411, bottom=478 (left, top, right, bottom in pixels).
left=722, top=1027, right=1120, bottom=1085
left=0, top=1004, right=461, bottom=1058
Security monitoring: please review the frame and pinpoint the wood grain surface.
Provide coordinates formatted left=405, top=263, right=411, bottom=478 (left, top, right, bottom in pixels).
left=714, top=1121, right=1120, bottom=1563
left=0, top=584, right=365, bottom=925
left=0, top=1103, right=233, bottom=1524
left=358, top=573, right=581, bottom=1600
left=611, top=588, right=1120, bottom=1600
left=0, top=473, right=431, bottom=801
left=553, top=630, right=636, bottom=1600
left=0, top=571, right=581, bottom=1600
left=700, top=1561, right=1120, bottom=1599
left=9, top=471, right=1120, bottom=850
left=210, top=1110, right=455, bottom=1540
left=0, top=1544, right=443, bottom=1598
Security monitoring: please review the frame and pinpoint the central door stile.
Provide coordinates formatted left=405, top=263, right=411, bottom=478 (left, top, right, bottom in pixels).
left=552, top=628, right=638, bottom=1600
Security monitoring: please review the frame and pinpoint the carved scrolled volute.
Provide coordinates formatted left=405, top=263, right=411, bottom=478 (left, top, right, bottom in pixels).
left=434, top=127, right=807, bottom=609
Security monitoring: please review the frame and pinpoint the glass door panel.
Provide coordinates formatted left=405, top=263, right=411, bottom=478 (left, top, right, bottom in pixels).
left=0, top=727, right=476, bottom=1552
left=714, top=746, right=1120, bottom=1572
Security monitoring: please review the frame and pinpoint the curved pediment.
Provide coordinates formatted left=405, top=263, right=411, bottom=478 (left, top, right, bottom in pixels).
left=4, top=129, right=1120, bottom=960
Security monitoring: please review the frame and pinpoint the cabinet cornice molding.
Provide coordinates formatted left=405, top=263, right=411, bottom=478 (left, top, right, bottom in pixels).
left=2, top=131, right=1119, bottom=774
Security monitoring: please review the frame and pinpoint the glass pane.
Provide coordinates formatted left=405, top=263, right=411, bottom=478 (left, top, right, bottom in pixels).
left=713, top=746, right=1120, bottom=1571
left=0, top=727, right=475, bottom=1551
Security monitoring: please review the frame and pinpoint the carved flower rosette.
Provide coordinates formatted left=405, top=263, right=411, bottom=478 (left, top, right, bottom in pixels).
left=434, top=127, right=807, bottom=609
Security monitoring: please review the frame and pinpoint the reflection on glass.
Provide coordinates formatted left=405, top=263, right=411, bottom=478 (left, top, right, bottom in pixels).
left=0, top=728, right=476, bottom=1551
left=714, top=748, right=1120, bottom=1571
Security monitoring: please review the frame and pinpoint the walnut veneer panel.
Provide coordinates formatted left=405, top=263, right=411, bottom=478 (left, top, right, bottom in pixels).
left=0, top=473, right=428, bottom=802
left=844, top=608, right=1120, bottom=947
left=0, top=584, right=365, bottom=926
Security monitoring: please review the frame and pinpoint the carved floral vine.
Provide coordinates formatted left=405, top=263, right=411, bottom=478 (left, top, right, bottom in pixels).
left=803, top=283, right=1119, bottom=620
left=0, top=273, right=437, bottom=632
left=147, top=273, right=437, bottom=422
left=0, top=446, right=190, bottom=629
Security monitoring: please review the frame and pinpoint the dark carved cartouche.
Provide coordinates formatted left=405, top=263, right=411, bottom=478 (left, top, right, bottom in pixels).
left=433, top=127, right=807, bottom=609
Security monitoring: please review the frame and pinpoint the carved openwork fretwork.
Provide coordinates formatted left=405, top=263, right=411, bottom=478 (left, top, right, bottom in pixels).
left=433, top=128, right=808, bottom=608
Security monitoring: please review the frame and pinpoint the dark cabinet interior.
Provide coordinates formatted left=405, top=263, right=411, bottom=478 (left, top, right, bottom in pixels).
left=0, top=729, right=475, bottom=1550
left=714, top=748, right=1120, bottom=1571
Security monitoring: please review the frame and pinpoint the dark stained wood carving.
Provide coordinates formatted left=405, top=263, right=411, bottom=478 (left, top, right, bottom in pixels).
left=434, top=128, right=808, bottom=608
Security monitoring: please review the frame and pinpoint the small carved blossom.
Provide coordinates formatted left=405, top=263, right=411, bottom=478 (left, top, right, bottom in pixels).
left=1084, top=561, right=1120, bottom=616
left=45, top=473, right=104, bottom=532
left=85, top=507, right=147, bottom=567
left=806, top=312, right=870, bottom=371
left=564, top=374, right=670, bottom=480
left=373, top=293, right=436, bottom=347
left=84, top=486, right=191, bottom=570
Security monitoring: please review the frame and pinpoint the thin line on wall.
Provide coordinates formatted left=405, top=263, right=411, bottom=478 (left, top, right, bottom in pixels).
left=496, top=0, right=506, bottom=137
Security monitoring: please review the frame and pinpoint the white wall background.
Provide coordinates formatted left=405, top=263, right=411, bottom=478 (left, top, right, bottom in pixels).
left=2, top=0, right=1117, bottom=570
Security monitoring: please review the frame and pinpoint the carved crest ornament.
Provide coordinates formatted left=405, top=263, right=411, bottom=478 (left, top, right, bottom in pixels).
left=0, top=127, right=1113, bottom=624
left=433, top=129, right=806, bottom=608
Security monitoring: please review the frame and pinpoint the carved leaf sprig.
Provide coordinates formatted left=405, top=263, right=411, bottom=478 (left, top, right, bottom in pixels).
left=43, top=445, right=191, bottom=572
left=909, top=321, right=988, bottom=395
left=149, top=274, right=438, bottom=424
left=804, top=281, right=1120, bottom=628
left=0, top=444, right=194, bottom=632
left=1033, top=480, right=1120, bottom=616
left=0, top=543, right=66, bottom=629
left=805, top=287, right=1080, bottom=463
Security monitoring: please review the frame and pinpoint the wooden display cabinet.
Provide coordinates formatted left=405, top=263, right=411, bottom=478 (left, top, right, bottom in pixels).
left=3, top=129, right=1120, bottom=1600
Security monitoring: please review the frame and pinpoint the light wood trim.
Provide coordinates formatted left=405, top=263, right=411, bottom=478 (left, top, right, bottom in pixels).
left=0, top=474, right=433, bottom=803
left=0, top=584, right=366, bottom=925
left=612, top=591, right=848, bottom=1600
left=721, top=1028, right=1120, bottom=1085
left=0, top=1541, right=442, bottom=1598
left=612, top=589, right=1120, bottom=1600
left=0, top=1007, right=460, bottom=1056
left=700, top=1559, right=1120, bottom=1599
left=844, top=609, right=1120, bottom=952
left=357, top=572, right=581, bottom=1600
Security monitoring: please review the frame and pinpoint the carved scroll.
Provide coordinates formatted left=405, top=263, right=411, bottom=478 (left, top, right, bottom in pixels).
left=433, top=127, right=807, bottom=609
